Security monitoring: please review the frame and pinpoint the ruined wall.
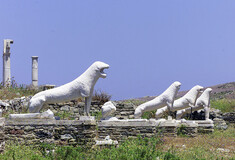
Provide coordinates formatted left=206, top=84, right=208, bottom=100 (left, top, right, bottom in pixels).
left=98, top=120, right=198, bottom=141
left=0, top=117, right=214, bottom=153
left=4, top=119, right=96, bottom=146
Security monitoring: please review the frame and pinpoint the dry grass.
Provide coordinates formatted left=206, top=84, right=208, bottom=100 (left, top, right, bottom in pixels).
left=159, top=125, right=235, bottom=159
left=92, top=90, right=111, bottom=104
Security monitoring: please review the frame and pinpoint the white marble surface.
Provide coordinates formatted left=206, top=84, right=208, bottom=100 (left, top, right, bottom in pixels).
left=101, top=101, right=116, bottom=119
left=134, top=81, right=181, bottom=118
left=95, top=136, right=118, bottom=145
left=29, top=61, right=109, bottom=114
left=9, top=109, right=54, bottom=119
left=176, top=88, right=212, bottom=120
left=155, top=85, right=203, bottom=119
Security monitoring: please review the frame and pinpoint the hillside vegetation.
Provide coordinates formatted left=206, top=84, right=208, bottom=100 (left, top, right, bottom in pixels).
left=0, top=126, right=234, bottom=160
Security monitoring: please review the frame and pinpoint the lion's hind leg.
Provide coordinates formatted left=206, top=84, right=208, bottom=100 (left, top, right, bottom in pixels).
left=29, top=96, right=46, bottom=113
left=176, top=109, right=185, bottom=120
left=155, top=107, right=167, bottom=119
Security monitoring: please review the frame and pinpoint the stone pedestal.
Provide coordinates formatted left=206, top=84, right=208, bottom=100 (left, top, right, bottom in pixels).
left=189, top=120, right=214, bottom=133
left=79, top=116, right=95, bottom=121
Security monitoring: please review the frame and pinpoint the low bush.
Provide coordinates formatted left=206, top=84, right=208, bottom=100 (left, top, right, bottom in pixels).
left=211, top=99, right=235, bottom=113
left=92, top=90, right=111, bottom=104
left=0, top=78, right=40, bottom=100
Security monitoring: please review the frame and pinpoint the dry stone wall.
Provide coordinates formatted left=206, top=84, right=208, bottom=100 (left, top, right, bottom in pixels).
left=0, top=97, right=222, bottom=152
left=4, top=119, right=97, bottom=146
left=98, top=120, right=198, bottom=142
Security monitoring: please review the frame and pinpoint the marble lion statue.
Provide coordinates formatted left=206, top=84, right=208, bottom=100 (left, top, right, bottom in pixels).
left=29, top=61, right=109, bottom=115
left=155, top=85, right=204, bottom=119
left=134, top=81, right=181, bottom=119
left=176, top=88, right=212, bottom=120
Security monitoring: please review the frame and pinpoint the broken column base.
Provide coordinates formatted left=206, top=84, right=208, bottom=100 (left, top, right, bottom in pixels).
left=94, top=135, right=118, bottom=149
left=8, top=109, right=54, bottom=119
left=79, top=116, right=95, bottom=121
left=178, top=119, right=214, bottom=133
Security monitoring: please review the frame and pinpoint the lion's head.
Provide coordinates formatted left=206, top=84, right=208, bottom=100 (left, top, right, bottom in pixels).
left=92, top=61, right=110, bottom=78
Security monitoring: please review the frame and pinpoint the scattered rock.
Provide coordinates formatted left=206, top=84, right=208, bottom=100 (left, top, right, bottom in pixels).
left=61, top=134, right=73, bottom=140
left=95, top=135, right=118, bottom=146
left=24, top=126, right=35, bottom=131
left=210, top=108, right=223, bottom=119
left=222, top=112, right=235, bottom=123
left=60, top=105, right=70, bottom=111
left=217, top=148, right=230, bottom=153
left=213, top=118, right=228, bottom=130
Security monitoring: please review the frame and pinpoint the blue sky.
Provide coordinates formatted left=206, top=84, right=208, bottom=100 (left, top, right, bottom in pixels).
left=0, top=1, right=235, bottom=100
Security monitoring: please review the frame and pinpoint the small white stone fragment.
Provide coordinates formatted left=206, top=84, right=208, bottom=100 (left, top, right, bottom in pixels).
left=217, top=148, right=230, bottom=153
left=9, top=109, right=54, bottom=119
left=101, top=101, right=116, bottom=119
left=95, top=135, right=118, bottom=146
left=102, top=117, right=119, bottom=121
left=79, top=116, right=95, bottom=121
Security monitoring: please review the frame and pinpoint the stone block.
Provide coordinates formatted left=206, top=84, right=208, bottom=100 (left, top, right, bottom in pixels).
left=60, top=105, right=70, bottom=111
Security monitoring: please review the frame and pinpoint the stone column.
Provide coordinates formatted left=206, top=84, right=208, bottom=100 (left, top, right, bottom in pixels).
left=31, top=56, right=38, bottom=88
left=3, top=39, right=13, bottom=87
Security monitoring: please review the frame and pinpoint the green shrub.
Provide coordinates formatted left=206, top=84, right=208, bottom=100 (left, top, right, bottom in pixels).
left=0, top=137, right=164, bottom=160
left=142, top=111, right=156, bottom=119
left=92, top=136, right=163, bottom=160
left=54, top=111, right=74, bottom=120
left=0, top=143, right=46, bottom=160
left=1, top=130, right=234, bottom=160
left=211, top=99, right=235, bottom=113
left=163, top=148, right=180, bottom=160
left=177, top=124, right=187, bottom=137
left=0, top=78, right=40, bottom=100
left=91, top=111, right=102, bottom=120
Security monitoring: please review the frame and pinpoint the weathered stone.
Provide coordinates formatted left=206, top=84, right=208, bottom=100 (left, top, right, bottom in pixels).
left=61, top=134, right=73, bottom=140
left=213, top=118, right=228, bottom=130
left=60, top=105, right=70, bottom=111
left=222, top=112, right=235, bottom=123
left=77, top=102, right=85, bottom=107
left=24, top=126, right=35, bottom=131
left=70, top=108, right=79, bottom=113
left=210, top=108, right=223, bottom=119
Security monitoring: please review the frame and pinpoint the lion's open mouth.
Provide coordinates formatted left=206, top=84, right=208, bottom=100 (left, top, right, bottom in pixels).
left=199, top=87, right=204, bottom=93
left=100, top=66, right=109, bottom=78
